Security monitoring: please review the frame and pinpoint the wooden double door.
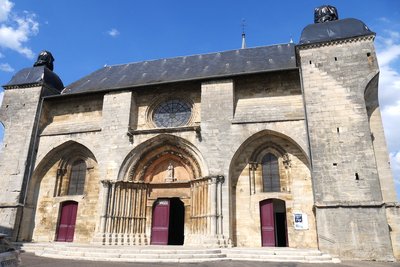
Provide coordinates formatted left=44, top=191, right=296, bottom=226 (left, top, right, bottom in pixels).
left=260, top=199, right=288, bottom=247
left=150, top=198, right=185, bottom=245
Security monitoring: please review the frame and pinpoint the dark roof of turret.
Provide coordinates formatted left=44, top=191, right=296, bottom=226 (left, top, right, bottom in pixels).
left=62, top=44, right=297, bottom=95
left=3, top=66, right=64, bottom=92
left=299, top=18, right=375, bottom=45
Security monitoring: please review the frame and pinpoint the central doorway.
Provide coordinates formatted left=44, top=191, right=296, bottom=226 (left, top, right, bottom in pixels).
left=151, top=198, right=184, bottom=245
left=260, top=199, right=288, bottom=247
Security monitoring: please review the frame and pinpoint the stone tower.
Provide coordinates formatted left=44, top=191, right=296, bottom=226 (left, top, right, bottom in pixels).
left=0, top=52, right=63, bottom=240
left=297, top=8, right=397, bottom=260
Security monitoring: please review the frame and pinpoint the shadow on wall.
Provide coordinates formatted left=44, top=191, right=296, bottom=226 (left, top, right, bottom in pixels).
left=0, top=226, right=13, bottom=237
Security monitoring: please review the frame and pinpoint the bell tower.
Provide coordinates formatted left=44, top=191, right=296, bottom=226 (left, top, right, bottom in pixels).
left=297, top=6, right=396, bottom=260
left=0, top=51, right=63, bottom=240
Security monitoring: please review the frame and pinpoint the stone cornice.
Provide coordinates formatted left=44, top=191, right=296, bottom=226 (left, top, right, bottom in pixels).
left=296, top=34, right=375, bottom=51
left=3, top=82, right=43, bottom=90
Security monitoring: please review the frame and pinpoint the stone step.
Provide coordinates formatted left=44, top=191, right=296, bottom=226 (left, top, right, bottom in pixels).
left=38, top=249, right=226, bottom=259
left=224, top=248, right=323, bottom=256
left=228, top=254, right=333, bottom=261
left=37, top=253, right=227, bottom=263
left=16, top=242, right=340, bottom=263
left=35, top=246, right=222, bottom=254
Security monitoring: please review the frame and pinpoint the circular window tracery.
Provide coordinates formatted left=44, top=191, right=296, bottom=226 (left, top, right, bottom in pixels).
left=153, top=99, right=192, bottom=128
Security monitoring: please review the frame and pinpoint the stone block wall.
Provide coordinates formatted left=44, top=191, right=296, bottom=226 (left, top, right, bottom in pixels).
left=0, top=86, right=44, bottom=239
left=386, top=204, right=400, bottom=260
left=15, top=71, right=312, bottom=247
left=298, top=37, right=395, bottom=259
left=299, top=38, right=382, bottom=203
left=316, top=207, right=393, bottom=260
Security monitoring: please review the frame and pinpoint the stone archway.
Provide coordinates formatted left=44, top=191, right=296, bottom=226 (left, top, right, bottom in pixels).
left=229, top=130, right=317, bottom=248
left=20, top=141, right=99, bottom=243
left=97, top=134, right=225, bottom=246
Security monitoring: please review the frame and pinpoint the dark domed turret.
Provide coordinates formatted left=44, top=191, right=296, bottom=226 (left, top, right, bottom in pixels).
left=3, top=51, right=63, bottom=93
left=3, top=66, right=64, bottom=92
left=300, top=18, right=374, bottom=45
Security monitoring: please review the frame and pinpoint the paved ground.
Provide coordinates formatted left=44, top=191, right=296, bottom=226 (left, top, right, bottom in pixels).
left=20, top=252, right=400, bottom=267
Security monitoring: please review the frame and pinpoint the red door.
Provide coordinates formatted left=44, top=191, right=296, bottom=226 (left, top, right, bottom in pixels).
left=56, top=201, right=78, bottom=242
left=260, top=199, right=275, bottom=247
left=151, top=199, right=170, bottom=245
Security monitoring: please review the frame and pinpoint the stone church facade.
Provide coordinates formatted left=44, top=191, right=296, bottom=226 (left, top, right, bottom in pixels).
left=0, top=8, right=399, bottom=260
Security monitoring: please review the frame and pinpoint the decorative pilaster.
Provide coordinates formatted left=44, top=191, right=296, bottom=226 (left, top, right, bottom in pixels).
left=100, top=180, right=111, bottom=233
left=249, top=162, right=258, bottom=195
left=210, top=176, right=218, bottom=235
left=216, top=175, right=224, bottom=235
left=282, top=153, right=292, bottom=192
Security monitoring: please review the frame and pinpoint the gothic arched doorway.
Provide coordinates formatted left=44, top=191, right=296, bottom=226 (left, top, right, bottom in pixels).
left=150, top=198, right=185, bottom=245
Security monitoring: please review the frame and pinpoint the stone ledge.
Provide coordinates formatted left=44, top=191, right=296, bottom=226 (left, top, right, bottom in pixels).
left=128, top=125, right=200, bottom=135
left=41, top=122, right=101, bottom=136
left=232, top=117, right=304, bottom=124
left=314, top=201, right=384, bottom=208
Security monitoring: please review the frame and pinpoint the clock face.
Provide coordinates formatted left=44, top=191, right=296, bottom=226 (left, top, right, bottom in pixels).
left=153, top=99, right=192, bottom=128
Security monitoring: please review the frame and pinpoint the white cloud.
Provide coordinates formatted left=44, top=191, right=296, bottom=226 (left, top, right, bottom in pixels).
left=0, top=0, right=13, bottom=22
left=378, top=17, right=391, bottom=24
left=0, top=1, right=38, bottom=59
left=377, top=30, right=400, bottom=198
left=0, top=62, right=13, bottom=72
left=107, top=28, right=120, bottom=37
left=390, top=152, right=400, bottom=187
left=377, top=44, right=400, bottom=66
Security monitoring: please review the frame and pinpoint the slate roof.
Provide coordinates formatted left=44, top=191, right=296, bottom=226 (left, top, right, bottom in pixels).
left=3, top=66, right=64, bottom=92
left=299, top=18, right=375, bottom=45
left=62, top=44, right=297, bottom=95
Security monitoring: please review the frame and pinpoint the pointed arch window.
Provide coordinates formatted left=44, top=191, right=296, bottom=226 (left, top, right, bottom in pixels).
left=67, top=160, right=86, bottom=195
left=261, top=153, right=280, bottom=192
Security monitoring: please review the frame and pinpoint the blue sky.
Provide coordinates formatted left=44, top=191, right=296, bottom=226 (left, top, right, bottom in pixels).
left=0, top=0, right=399, bottom=198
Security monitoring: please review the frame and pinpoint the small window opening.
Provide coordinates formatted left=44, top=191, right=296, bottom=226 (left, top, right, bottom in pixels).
left=333, top=163, right=338, bottom=166
left=309, top=60, right=312, bottom=64
left=337, top=127, right=340, bottom=133
left=334, top=57, right=338, bottom=61
left=355, top=172, right=360, bottom=180
left=367, top=52, right=371, bottom=57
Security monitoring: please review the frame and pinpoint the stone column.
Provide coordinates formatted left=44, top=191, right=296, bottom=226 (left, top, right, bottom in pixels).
left=99, top=180, right=111, bottom=233
left=210, top=176, right=218, bottom=235
left=216, top=175, right=224, bottom=235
